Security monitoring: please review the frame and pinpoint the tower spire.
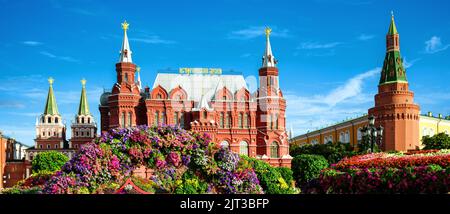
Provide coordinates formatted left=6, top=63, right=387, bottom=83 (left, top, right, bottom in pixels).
left=262, top=27, right=277, bottom=68
left=136, top=66, right=142, bottom=91
left=44, top=77, right=59, bottom=115
left=119, top=20, right=132, bottom=63
left=77, top=78, right=90, bottom=116
left=380, top=12, right=406, bottom=85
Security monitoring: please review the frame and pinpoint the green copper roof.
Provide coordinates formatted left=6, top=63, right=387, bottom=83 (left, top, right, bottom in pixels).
left=44, top=78, right=59, bottom=115
left=388, top=15, right=398, bottom=35
left=379, top=50, right=407, bottom=84
left=77, top=80, right=90, bottom=116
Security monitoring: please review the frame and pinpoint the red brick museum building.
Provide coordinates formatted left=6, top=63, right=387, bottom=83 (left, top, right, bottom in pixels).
left=99, top=22, right=292, bottom=167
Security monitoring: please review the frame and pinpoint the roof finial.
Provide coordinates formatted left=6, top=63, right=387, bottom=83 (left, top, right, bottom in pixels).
left=391, top=10, right=394, bottom=18
left=136, top=66, right=141, bottom=73
left=48, top=77, right=54, bottom=85
left=81, top=78, right=86, bottom=87
left=265, top=26, right=272, bottom=38
left=121, top=20, right=129, bottom=32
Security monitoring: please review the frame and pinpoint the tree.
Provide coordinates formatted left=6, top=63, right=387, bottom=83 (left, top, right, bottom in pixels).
left=422, top=133, right=450, bottom=150
left=32, top=151, right=69, bottom=173
left=292, top=154, right=328, bottom=186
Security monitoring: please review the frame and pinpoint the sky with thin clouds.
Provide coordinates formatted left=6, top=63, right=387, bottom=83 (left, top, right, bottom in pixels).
left=1, top=0, right=450, bottom=145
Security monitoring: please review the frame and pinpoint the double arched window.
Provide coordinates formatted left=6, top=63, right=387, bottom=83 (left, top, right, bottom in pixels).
left=270, top=142, right=279, bottom=158
left=239, top=141, right=249, bottom=156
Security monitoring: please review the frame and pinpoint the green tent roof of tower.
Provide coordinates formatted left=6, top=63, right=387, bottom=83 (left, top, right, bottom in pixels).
left=388, top=15, right=398, bottom=35
left=77, top=79, right=90, bottom=116
left=43, top=78, right=60, bottom=115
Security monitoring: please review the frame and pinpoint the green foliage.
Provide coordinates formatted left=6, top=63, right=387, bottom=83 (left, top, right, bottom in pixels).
left=423, top=133, right=450, bottom=150
left=240, top=156, right=299, bottom=194
left=174, top=170, right=208, bottom=194
left=357, top=136, right=381, bottom=153
left=292, top=154, right=329, bottom=185
left=31, top=151, right=69, bottom=173
left=290, top=142, right=358, bottom=164
left=276, top=167, right=294, bottom=185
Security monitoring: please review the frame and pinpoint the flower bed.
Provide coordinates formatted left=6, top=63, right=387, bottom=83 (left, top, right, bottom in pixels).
left=305, top=150, right=450, bottom=194
left=334, top=150, right=450, bottom=170
left=29, top=125, right=264, bottom=194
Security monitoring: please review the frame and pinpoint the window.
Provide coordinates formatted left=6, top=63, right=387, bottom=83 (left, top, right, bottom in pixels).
left=225, top=113, right=231, bottom=128
left=157, top=94, right=162, bottom=99
left=53, top=132, right=56, bottom=136
left=75, top=131, right=78, bottom=137
left=270, top=142, right=279, bottom=158
left=39, top=145, right=43, bottom=149
left=55, top=145, right=58, bottom=149
left=81, top=131, right=84, bottom=137
left=324, top=137, right=328, bottom=144
left=48, top=132, right=51, bottom=136
left=47, top=144, right=50, bottom=149
left=275, top=114, right=279, bottom=130
left=86, top=131, right=90, bottom=137
left=203, top=111, right=207, bottom=120
left=174, top=112, right=179, bottom=125
left=128, top=112, right=132, bottom=127
left=154, top=111, right=159, bottom=125
left=239, top=141, right=249, bottom=156
left=238, top=113, right=243, bottom=128
left=88, top=118, right=90, bottom=123
left=41, top=117, right=45, bottom=123
left=220, top=112, right=224, bottom=128
left=244, top=113, right=249, bottom=128
left=81, top=117, right=85, bottom=124
left=344, top=131, right=350, bottom=143
left=161, top=112, right=166, bottom=124
left=42, top=132, right=45, bottom=137
left=48, top=117, right=51, bottom=123
left=124, top=73, right=128, bottom=83
left=222, top=96, right=227, bottom=101
left=220, top=141, right=229, bottom=149
left=339, top=132, right=344, bottom=143
left=180, top=113, right=184, bottom=128
left=357, top=129, right=362, bottom=141
left=121, top=112, right=126, bottom=128
left=55, top=118, right=58, bottom=123
left=269, top=114, right=273, bottom=129
left=75, top=145, right=78, bottom=149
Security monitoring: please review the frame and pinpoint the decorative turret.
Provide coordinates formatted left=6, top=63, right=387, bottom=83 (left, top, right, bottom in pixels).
left=44, top=77, right=59, bottom=115
left=136, top=67, right=142, bottom=91
left=380, top=12, right=407, bottom=85
left=119, top=21, right=132, bottom=63
left=71, top=79, right=97, bottom=149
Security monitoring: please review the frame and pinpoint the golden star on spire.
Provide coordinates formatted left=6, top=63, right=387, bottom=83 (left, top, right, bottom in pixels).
left=48, top=77, right=54, bottom=85
left=136, top=66, right=141, bottom=72
left=265, top=27, right=272, bottom=38
left=121, top=20, right=129, bottom=31
left=81, top=78, right=86, bottom=86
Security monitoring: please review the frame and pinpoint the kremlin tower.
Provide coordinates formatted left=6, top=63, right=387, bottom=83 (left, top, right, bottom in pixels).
left=369, top=13, right=421, bottom=151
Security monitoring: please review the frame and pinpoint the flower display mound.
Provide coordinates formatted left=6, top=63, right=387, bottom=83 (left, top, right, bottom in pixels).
left=41, top=125, right=263, bottom=194
left=305, top=150, right=450, bottom=194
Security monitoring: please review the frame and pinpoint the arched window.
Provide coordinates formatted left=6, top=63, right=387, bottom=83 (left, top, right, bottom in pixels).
left=222, top=96, right=227, bottom=101
left=180, top=112, right=184, bottom=128
left=75, top=144, right=78, bottom=149
left=47, top=117, right=51, bottom=123
left=128, top=112, right=132, bottom=127
left=121, top=112, right=125, bottom=128
left=124, top=73, right=128, bottom=83
left=41, top=117, right=45, bottom=123
left=87, top=118, right=90, bottom=124
left=81, top=131, right=84, bottom=137
left=238, top=113, right=243, bottom=128
left=225, top=113, right=231, bottom=128
left=55, top=144, right=58, bottom=149
left=345, top=131, right=350, bottom=143
left=270, top=142, right=279, bottom=158
left=81, top=117, right=85, bottom=124
left=203, top=111, right=207, bottom=120
left=357, top=129, right=362, bottom=141
left=86, top=131, right=90, bottom=137
left=39, top=145, right=43, bottom=149
left=174, top=112, right=179, bottom=125
left=47, top=144, right=50, bottom=149
left=42, top=132, right=45, bottom=137
left=55, top=118, right=58, bottom=123
left=154, top=111, right=159, bottom=125
left=244, top=113, right=249, bottom=128
left=220, top=112, right=224, bottom=128
left=157, top=94, right=162, bottom=99
left=220, top=141, right=229, bottom=149
left=339, top=132, right=344, bottom=143
left=239, top=141, right=249, bottom=156
left=161, top=112, right=166, bottom=124
left=275, top=113, right=279, bottom=130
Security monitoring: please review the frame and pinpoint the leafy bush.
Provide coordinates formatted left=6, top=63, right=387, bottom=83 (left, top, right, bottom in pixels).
left=276, top=167, right=294, bottom=185
left=423, top=133, right=450, bottom=150
left=32, top=151, right=69, bottom=173
left=240, top=156, right=299, bottom=194
left=290, top=143, right=358, bottom=164
left=292, top=154, right=328, bottom=185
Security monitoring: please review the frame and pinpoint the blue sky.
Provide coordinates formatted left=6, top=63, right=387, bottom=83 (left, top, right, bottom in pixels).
left=1, top=0, right=450, bottom=146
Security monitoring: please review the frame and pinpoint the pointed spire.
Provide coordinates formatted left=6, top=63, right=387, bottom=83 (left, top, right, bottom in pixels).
left=388, top=11, right=398, bottom=35
left=262, top=27, right=277, bottom=68
left=136, top=66, right=142, bottom=91
left=44, top=77, right=59, bottom=115
left=77, top=79, right=90, bottom=116
left=119, top=20, right=132, bottom=63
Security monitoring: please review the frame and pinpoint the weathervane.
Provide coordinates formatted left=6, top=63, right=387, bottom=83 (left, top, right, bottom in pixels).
left=81, top=78, right=86, bottom=87
left=48, top=77, right=54, bottom=85
left=121, top=20, right=129, bottom=31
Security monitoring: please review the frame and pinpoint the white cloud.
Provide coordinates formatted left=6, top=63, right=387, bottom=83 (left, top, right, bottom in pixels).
left=131, top=35, right=176, bottom=45
left=357, top=34, right=375, bottom=41
left=40, top=51, right=80, bottom=62
left=285, top=68, right=380, bottom=135
left=298, top=41, right=342, bottom=50
left=22, top=41, right=43, bottom=46
left=228, top=26, right=290, bottom=39
left=403, top=57, right=421, bottom=69
left=424, top=36, right=450, bottom=54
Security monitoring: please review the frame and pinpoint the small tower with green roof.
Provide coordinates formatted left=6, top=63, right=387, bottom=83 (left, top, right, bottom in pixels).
left=34, top=77, right=66, bottom=151
left=70, top=79, right=97, bottom=149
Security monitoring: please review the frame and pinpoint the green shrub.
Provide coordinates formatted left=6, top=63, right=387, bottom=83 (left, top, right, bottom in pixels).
left=240, top=156, right=299, bottom=194
left=423, top=133, right=450, bottom=150
left=276, top=167, right=294, bottom=185
left=292, top=154, right=328, bottom=185
left=32, top=151, right=69, bottom=173
left=174, top=170, right=208, bottom=194
left=290, top=143, right=357, bottom=164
